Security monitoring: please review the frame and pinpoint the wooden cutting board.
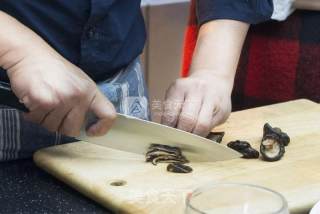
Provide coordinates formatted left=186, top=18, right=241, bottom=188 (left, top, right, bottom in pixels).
left=34, top=99, right=320, bottom=214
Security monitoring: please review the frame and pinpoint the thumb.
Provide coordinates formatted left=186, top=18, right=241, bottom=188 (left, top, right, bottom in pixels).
left=86, top=91, right=116, bottom=136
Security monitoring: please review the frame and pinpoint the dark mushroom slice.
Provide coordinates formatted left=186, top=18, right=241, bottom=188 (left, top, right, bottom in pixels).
left=152, top=158, right=188, bottom=166
left=146, top=143, right=190, bottom=168
left=241, top=147, right=260, bottom=159
left=146, top=154, right=159, bottom=162
left=167, top=163, right=193, bottom=173
left=227, top=140, right=259, bottom=159
left=151, top=155, right=188, bottom=165
left=260, top=136, right=285, bottom=162
left=146, top=150, right=181, bottom=159
left=279, top=132, right=290, bottom=146
left=260, top=123, right=289, bottom=161
left=263, top=123, right=290, bottom=146
left=146, top=146, right=184, bottom=163
left=146, top=147, right=181, bottom=156
left=227, top=140, right=251, bottom=151
left=206, top=132, right=225, bottom=143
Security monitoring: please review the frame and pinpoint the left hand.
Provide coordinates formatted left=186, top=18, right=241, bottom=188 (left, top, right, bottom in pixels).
left=161, top=72, right=232, bottom=137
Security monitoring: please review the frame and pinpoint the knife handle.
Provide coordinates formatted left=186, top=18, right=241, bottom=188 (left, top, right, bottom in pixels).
left=0, top=81, right=29, bottom=112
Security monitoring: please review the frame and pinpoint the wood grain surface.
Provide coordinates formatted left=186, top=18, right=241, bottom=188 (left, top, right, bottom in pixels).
left=34, top=99, right=320, bottom=214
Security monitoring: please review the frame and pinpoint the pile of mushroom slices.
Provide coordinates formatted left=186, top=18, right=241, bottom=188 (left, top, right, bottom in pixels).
left=145, top=144, right=192, bottom=173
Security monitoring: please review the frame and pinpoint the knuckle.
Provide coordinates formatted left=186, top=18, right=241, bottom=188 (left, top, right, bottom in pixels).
left=174, top=78, right=187, bottom=88
left=179, top=114, right=196, bottom=130
left=194, top=125, right=210, bottom=137
left=40, top=98, right=59, bottom=109
left=31, top=95, right=58, bottom=110
left=67, top=84, right=93, bottom=102
left=219, top=104, right=231, bottom=123
left=28, top=89, right=59, bottom=109
left=214, top=110, right=230, bottom=126
left=195, top=80, right=207, bottom=90
left=197, top=120, right=211, bottom=132
left=68, top=88, right=85, bottom=101
left=162, top=113, right=177, bottom=125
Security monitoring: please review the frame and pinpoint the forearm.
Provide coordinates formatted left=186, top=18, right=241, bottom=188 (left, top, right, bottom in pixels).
left=0, top=11, right=56, bottom=71
left=189, top=19, right=249, bottom=93
left=294, top=0, right=320, bottom=10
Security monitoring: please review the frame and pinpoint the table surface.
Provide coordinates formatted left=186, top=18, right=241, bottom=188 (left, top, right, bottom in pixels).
left=0, top=159, right=111, bottom=214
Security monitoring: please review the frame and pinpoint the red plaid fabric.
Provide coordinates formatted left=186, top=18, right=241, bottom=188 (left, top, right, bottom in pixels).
left=182, top=1, right=320, bottom=110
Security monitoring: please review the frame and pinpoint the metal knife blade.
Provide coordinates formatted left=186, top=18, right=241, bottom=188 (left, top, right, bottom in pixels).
left=0, top=81, right=241, bottom=162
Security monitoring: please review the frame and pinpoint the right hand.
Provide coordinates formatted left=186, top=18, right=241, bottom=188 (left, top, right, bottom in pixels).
left=6, top=50, right=116, bottom=137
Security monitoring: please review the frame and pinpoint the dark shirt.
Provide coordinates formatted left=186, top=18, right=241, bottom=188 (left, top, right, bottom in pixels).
left=0, top=0, right=146, bottom=82
left=197, top=0, right=274, bottom=25
left=0, top=0, right=274, bottom=82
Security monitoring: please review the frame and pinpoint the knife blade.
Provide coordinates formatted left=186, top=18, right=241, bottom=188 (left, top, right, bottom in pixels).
left=0, top=81, right=241, bottom=162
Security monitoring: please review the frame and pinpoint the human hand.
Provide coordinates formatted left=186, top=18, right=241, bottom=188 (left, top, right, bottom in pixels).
left=0, top=11, right=116, bottom=137
left=161, top=72, right=232, bottom=137
left=6, top=51, right=116, bottom=137
left=160, top=19, right=249, bottom=137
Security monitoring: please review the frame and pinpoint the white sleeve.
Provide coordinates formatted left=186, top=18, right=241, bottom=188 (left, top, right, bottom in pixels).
left=271, top=0, right=295, bottom=21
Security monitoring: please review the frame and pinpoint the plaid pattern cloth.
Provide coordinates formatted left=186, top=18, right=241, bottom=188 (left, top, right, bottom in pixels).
left=182, top=1, right=320, bottom=110
left=0, top=106, right=66, bottom=161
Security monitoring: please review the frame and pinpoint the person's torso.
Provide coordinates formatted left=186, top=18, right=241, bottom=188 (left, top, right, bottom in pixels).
left=0, top=0, right=146, bottom=82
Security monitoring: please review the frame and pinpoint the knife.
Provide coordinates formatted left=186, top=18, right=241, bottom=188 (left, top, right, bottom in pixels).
left=0, top=81, right=241, bottom=162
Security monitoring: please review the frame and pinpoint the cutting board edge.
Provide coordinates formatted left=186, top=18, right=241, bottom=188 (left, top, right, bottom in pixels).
left=231, top=99, right=318, bottom=114
left=33, top=150, right=147, bottom=214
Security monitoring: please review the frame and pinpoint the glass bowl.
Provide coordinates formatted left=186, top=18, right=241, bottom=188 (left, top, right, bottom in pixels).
left=186, top=183, right=289, bottom=214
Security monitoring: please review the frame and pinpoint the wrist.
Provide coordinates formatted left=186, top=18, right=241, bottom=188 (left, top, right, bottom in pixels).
left=190, top=68, right=234, bottom=83
left=189, top=69, right=235, bottom=94
left=0, top=12, right=55, bottom=73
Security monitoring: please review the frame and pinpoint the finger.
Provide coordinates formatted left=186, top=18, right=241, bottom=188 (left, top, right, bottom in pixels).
left=210, top=106, right=229, bottom=128
left=41, top=105, right=72, bottom=133
left=58, top=106, right=87, bottom=137
left=86, top=92, right=116, bottom=136
left=161, top=84, right=185, bottom=127
left=23, top=107, right=52, bottom=124
left=177, top=91, right=203, bottom=133
left=192, top=97, right=219, bottom=137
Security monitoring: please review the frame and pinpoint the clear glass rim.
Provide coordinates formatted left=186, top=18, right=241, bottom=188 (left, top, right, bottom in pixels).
left=186, top=182, right=288, bottom=214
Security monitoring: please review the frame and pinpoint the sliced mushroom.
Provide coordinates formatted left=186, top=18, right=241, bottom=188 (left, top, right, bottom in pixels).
left=263, top=123, right=290, bottom=146
left=167, top=163, right=193, bottom=173
left=227, top=140, right=259, bottom=159
left=260, top=123, right=289, bottom=162
left=206, top=132, right=225, bottom=143
left=150, top=155, right=188, bottom=165
left=241, top=147, right=260, bottom=159
left=146, top=143, right=189, bottom=166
